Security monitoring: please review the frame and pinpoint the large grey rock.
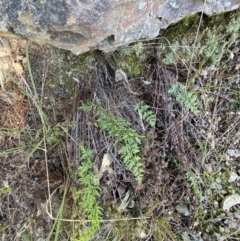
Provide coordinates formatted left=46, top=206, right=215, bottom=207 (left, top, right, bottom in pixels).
left=0, top=0, right=239, bottom=55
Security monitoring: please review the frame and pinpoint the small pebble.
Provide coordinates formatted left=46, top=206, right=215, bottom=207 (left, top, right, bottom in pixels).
left=176, top=203, right=190, bottom=216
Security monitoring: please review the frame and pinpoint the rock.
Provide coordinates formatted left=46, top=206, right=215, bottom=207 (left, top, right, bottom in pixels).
left=222, top=193, right=240, bottom=211
left=228, top=220, right=238, bottom=229
left=227, top=149, right=240, bottom=158
left=182, top=232, right=204, bottom=241
left=204, top=163, right=213, bottom=173
left=234, top=210, right=240, bottom=219
left=176, top=203, right=190, bottom=216
left=0, top=0, right=239, bottom=55
left=210, top=182, right=223, bottom=190
left=228, top=171, right=240, bottom=183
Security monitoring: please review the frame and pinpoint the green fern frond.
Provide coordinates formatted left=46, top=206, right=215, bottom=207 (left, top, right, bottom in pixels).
left=75, top=145, right=102, bottom=241
left=168, top=83, right=199, bottom=114
left=135, top=101, right=156, bottom=127
left=97, top=108, right=144, bottom=183
left=81, top=102, right=145, bottom=184
left=79, top=101, right=94, bottom=112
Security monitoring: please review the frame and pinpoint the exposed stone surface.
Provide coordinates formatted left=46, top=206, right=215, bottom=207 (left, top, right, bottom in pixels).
left=0, top=0, right=239, bottom=55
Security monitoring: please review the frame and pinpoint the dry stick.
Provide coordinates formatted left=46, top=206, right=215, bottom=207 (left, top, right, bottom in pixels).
left=43, top=134, right=52, bottom=216
left=201, top=78, right=223, bottom=165
left=25, top=40, right=53, bottom=216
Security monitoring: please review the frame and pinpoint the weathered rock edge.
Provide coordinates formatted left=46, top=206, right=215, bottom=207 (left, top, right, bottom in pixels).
left=0, top=0, right=239, bottom=55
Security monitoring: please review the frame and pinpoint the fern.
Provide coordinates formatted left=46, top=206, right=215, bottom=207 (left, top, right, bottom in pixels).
left=79, top=101, right=94, bottom=112
left=75, top=145, right=102, bottom=241
left=80, top=103, right=145, bottom=184
left=135, top=101, right=156, bottom=127
left=168, top=83, right=198, bottom=114
left=97, top=106, right=144, bottom=183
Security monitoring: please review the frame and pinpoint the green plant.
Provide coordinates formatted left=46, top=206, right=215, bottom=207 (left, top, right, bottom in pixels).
left=161, top=39, right=193, bottom=65
left=80, top=102, right=145, bottom=184
left=153, top=217, right=178, bottom=241
left=197, top=29, right=224, bottom=67
left=168, top=82, right=199, bottom=114
left=117, top=42, right=147, bottom=77
left=21, top=232, right=32, bottom=241
left=135, top=101, right=156, bottom=128
left=75, top=145, right=102, bottom=241
left=0, top=187, right=11, bottom=194
left=0, top=222, right=9, bottom=234
left=186, top=172, right=203, bottom=200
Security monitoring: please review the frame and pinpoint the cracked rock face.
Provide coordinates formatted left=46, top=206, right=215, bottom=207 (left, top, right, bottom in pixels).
left=0, top=0, right=239, bottom=55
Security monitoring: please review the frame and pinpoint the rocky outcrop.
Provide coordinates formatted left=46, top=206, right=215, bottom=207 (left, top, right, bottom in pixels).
left=0, top=0, right=239, bottom=55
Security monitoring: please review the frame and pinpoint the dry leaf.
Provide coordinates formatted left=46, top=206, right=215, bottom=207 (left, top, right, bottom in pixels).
left=115, top=69, right=127, bottom=82
left=235, top=63, right=240, bottom=70
left=117, top=190, right=132, bottom=213
left=142, top=80, right=152, bottom=85
left=12, top=62, right=23, bottom=75
left=200, top=69, right=208, bottom=77
left=95, top=153, right=115, bottom=181
left=101, top=153, right=112, bottom=168
left=229, top=51, right=234, bottom=60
